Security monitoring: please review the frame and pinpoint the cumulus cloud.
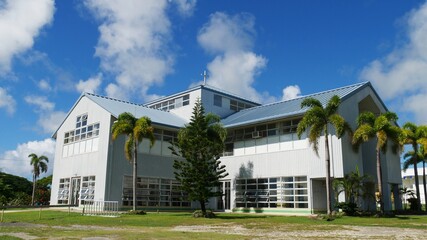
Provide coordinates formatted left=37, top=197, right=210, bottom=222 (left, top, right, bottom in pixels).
left=84, top=0, right=195, bottom=101
left=282, top=85, right=301, bottom=101
left=197, top=12, right=268, bottom=103
left=76, top=73, right=102, bottom=94
left=0, top=0, right=55, bottom=73
left=0, top=87, right=16, bottom=114
left=25, top=96, right=66, bottom=134
left=0, top=138, right=55, bottom=180
left=360, top=2, right=427, bottom=123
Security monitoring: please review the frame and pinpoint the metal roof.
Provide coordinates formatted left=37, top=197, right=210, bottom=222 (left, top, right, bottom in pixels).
left=52, top=81, right=380, bottom=138
left=84, top=93, right=188, bottom=128
left=221, top=82, right=371, bottom=128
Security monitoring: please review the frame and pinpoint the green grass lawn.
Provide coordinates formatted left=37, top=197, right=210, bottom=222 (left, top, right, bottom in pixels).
left=1, top=210, right=427, bottom=239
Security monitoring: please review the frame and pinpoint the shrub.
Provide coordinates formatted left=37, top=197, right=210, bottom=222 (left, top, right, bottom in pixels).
left=8, top=192, right=31, bottom=206
left=335, top=202, right=358, bottom=216
left=126, top=210, right=146, bottom=215
left=193, top=210, right=215, bottom=218
left=408, top=198, right=419, bottom=211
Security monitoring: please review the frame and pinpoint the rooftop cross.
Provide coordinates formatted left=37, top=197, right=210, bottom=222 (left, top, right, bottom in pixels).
left=202, top=70, right=208, bottom=85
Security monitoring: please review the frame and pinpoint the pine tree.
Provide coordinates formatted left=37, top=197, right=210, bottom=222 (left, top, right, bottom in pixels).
left=170, top=98, right=228, bottom=216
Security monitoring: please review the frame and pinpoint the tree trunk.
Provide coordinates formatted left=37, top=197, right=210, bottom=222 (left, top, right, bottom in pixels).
left=32, top=174, right=36, bottom=206
left=324, top=130, right=332, bottom=215
left=376, top=148, right=384, bottom=213
left=413, top=144, right=421, bottom=212
left=423, top=160, right=427, bottom=212
left=133, top=141, right=138, bottom=211
left=200, top=199, right=206, bottom=216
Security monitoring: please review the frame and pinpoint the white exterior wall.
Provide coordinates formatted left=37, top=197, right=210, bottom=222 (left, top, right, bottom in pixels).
left=402, top=167, right=427, bottom=204
left=168, top=90, right=201, bottom=121
left=50, top=97, right=112, bottom=204
left=200, top=88, right=253, bottom=118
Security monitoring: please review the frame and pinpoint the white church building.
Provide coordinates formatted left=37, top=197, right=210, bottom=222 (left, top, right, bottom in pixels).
left=50, top=81, right=402, bottom=214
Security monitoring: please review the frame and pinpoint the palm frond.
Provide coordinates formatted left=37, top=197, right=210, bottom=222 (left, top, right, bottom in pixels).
left=356, top=112, right=375, bottom=127
left=383, top=111, right=398, bottom=122
left=352, top=124, right=374, bottom=146
left=124, top=135, right=134, bottom=161
left=325, top=95, right=340, bottom=116
left=308, top=123, right=323, bottom=155
left=329, top=113, right=352, bottom=138
left=134, top=117, right=155, bottom=144
left=112, top=121, right=133, bottom=140
left=377, top=130, right=387, bottom=152
left=301, top=97, right=322, bottom=109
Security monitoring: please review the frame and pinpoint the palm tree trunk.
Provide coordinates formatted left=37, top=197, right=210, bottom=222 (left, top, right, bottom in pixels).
left=423, top=160, right=427, bottom=212
left=324, top=131, right=332, bottom=215
left=376, top=148, right=384, bottom=213
left=133, top=141, right=138, bottom=211
left=412, top=145, right=421, bottom=211
left=32, top=174, right=36, bottom=206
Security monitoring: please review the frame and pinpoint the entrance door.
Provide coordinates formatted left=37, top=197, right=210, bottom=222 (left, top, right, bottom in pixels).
left=70, top=177, right=81, bottom=205
left=217, top=181, right=231, bottom=210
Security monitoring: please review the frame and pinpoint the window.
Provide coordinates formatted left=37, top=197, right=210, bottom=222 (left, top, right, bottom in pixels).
left=183, top=94, right=190, bottom=106
left=80, top=175, right=95, bottom=204
left=230, top=99, right=255, bottom=112
left=122, top=176, right=190, bottom=208
left=214, top=94, right=222, bottom=107
left=64, top=113, right=100, bottom=145
left=234, top=175, right=308, bottom=209
left=148, top=94, right=190, bottom=111
left=57, top=178, right=70, bottom=204
left=281, top=118, right=301, bottom=134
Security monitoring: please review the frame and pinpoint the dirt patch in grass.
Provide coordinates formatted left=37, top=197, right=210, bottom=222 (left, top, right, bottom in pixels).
left=172, top=224, right=427, bottom=239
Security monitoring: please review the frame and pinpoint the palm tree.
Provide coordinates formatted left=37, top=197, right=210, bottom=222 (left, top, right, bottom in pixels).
left=352, top=111, right=401, bottom=213
left=28, top=153, right=49, bottom=205
left=297, top=95, right=351, bottom=215
left=402, top=146, right=426, bottom=210
left=400, top=123, right=427, bottom=212
left=111, top=113, right=155, bottom=211
left=399, top=187, right=415, bottom=210
left=333, top=166, right=371, bottom=206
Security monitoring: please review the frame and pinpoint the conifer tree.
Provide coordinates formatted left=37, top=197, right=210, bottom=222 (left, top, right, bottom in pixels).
left=170, top=98, right=228, bottom=216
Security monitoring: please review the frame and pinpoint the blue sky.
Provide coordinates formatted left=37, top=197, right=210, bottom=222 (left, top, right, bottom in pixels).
left=1, top=0, right=427, bottom=179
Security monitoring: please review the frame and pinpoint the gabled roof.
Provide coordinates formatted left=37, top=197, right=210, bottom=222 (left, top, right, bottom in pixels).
left=52, top=93, right=188, bottom=138
left=221, top=82, right=374, bottom=128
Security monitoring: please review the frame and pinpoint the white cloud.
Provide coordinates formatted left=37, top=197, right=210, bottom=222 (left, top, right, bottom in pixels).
left=360, top=2, right=427, bottom=124
left=282, top=85, right=301, bottom=101
left=25, top=95, right=66, bottom=134
left=198, top=12, right=255, bottom=54
left=0, top=0, right=55, bottom=73
left=197, top=12, right=269, bottom=103
left=24, top=96, right=54, bottom=112
left=206, top=52, right=267, bottom=101
left=0, top=87, right=16, bottom=114
left=38, top=79, right=52, bottom=92
left=174, top=0, right=197, bottom=17
left=84, top=0, right=191, bottom=101
left=76, top=73, right=102, bottom=94
left=20, top=51, right=75, bottom=92
left=37, top=111, right=67, bottom=134
left=0, top=138, right=55, bottom=180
